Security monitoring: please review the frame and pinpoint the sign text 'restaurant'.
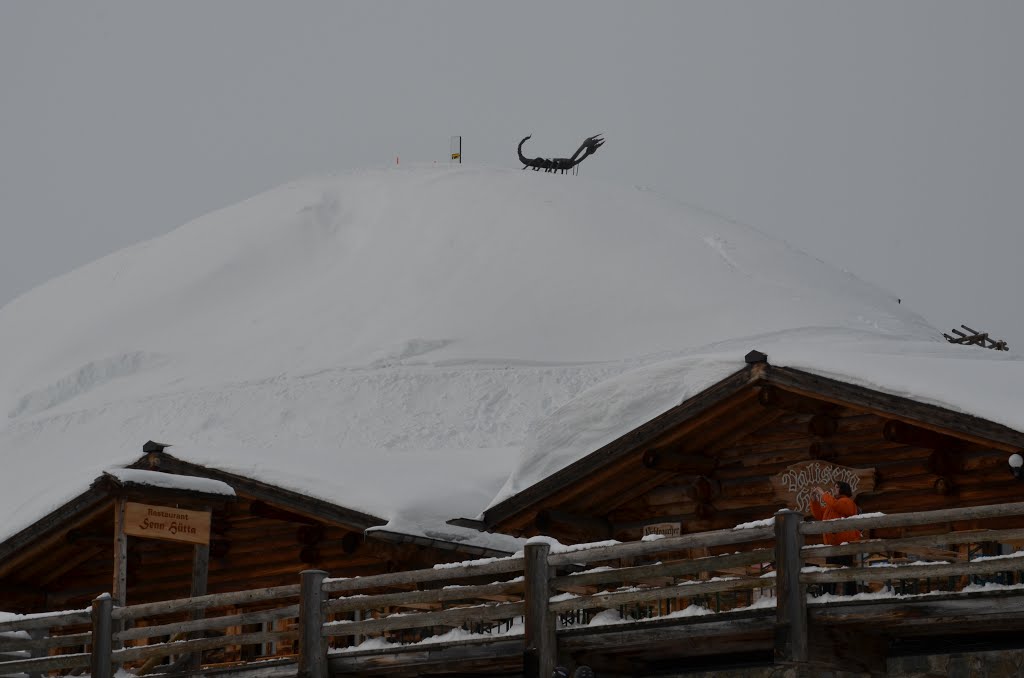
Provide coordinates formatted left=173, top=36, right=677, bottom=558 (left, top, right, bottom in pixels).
left=123, top=502, right=211, bottom=545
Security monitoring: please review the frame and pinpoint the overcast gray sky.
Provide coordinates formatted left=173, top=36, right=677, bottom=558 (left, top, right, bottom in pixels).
left=2, top=1, right=1021, bottom=347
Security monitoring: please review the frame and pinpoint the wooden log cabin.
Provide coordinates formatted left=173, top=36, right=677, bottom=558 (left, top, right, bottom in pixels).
left=0, top=442, right=513, bottom=617
left=478, top=351, right=1024, bottom=548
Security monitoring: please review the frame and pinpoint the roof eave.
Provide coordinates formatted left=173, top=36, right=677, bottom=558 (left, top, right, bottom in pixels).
left=763, top=365, right=1024, bottom=450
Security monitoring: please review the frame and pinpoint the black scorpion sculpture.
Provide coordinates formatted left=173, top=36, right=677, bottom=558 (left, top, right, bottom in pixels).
left=518, top=133, right=605, bottom=174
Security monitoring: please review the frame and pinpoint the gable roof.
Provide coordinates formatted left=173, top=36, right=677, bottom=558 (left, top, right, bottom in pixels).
left=0, top=451, right=523, bottom=582
left=481, top=357, right=1024, bottom=534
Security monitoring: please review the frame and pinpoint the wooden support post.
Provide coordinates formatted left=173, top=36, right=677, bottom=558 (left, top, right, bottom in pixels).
left=111, top=497, right=128, bottom=665
left=523, top=542, right=555, bottom=678
left=112, top=498, right=128, bottom=607
left=90, top=594, right=113, bottom=678
left=298, top=570, right=327, bottom=678
left=774, top=510, right=807, bottom=665
left=26, top=628, right=44, bottom=678
left=188, top=542, right=210, bottom=674
left=192, top=543, right=210, bottom=599
left=352, top=609, right=364, bottom=648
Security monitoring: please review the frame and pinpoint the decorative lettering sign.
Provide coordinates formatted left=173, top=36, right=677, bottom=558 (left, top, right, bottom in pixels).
left=771, top=461, right=876, bottom=514
left=643, top=522, right=682, bottom=538
left=123, top=502, right=211, bottom=545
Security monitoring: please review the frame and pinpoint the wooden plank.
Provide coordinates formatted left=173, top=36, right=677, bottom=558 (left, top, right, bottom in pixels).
left=0, top=610, right=92, bottom=633
left=322, top=558, right=525, bottom=594
left=0, top=651, right=91, bottom=674
left=115, top=604, right=299, bottom=642
left=804, top=527, right=1024, bottom=559
left=114, top=584, right=300, bottom=621
left=808, top=589, right=1024, bottom=628
left=112, top=630, right=298, bottom=663
left=326, top=636, right=523, bottom=675
left=0, top=631, right=91, bottom=652
left=801, top=555, right=1024, bottom=584
left=550, top=549, right=773, bottom=590
left=546, top=525, right=775, bottom=567
left=140, top=657, right=297, bottom=678
left=617, top=505, right=772, bottom=538
left=322, top=601, right=526, bottom=637
left=719, top=439, right=810, bottom=461
left=324, top=581, right=523, bottom=615
left=548, top=576, right=768, bottom=614
left=801, top=500, right=1024, bottom=535
left=557, top=610, right=773, bottom=653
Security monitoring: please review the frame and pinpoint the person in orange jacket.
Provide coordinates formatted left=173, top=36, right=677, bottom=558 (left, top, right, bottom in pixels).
left=810, top=481, right=861, bottom=595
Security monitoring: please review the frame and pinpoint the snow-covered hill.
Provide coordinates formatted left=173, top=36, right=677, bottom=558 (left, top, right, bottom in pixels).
left=0, top=165, right=1014, bottom=548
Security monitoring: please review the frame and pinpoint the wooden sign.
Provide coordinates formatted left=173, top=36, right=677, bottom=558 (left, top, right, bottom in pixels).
left=123, top=502, right=211, bottom=545
left=643, top=522, right=682, bottom=538
left=771, top=461, right=876, bottom=514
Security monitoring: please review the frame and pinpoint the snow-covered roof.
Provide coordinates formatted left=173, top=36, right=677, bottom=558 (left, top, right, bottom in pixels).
left=0, top=165, right=1019, bottom=550
left=488, top=334, right=1024, bottom=511
left=102, top=468, right=236, bottom=496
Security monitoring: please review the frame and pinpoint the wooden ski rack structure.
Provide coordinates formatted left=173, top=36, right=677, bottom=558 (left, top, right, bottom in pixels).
left=943, top=324, right=1008, bottom=351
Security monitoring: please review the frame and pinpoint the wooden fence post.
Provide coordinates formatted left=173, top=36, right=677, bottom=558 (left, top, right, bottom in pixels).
left=26, top=628, right=45, bottom=678
left=774, top=510, right=807, bottom=664
left=298, top=570, right=328, bottom=678
left=524, top=542, right=555, bottom=678
left=90, top=594, right=113, bottom=678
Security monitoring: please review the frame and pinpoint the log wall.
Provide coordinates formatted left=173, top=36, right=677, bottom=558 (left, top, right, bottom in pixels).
left=539, top=390, right=1022, bottom=544
left=0, top=497, right=466, bottom=614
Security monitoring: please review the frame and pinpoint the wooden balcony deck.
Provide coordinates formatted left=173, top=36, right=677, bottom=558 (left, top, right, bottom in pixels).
left=6, top=502, right=1024, bottom=677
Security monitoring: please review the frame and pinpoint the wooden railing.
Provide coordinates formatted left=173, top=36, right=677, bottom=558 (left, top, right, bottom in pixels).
left=4, top=501, right=1024, bottom=678
left=0, top=584, right=301, bottom=678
